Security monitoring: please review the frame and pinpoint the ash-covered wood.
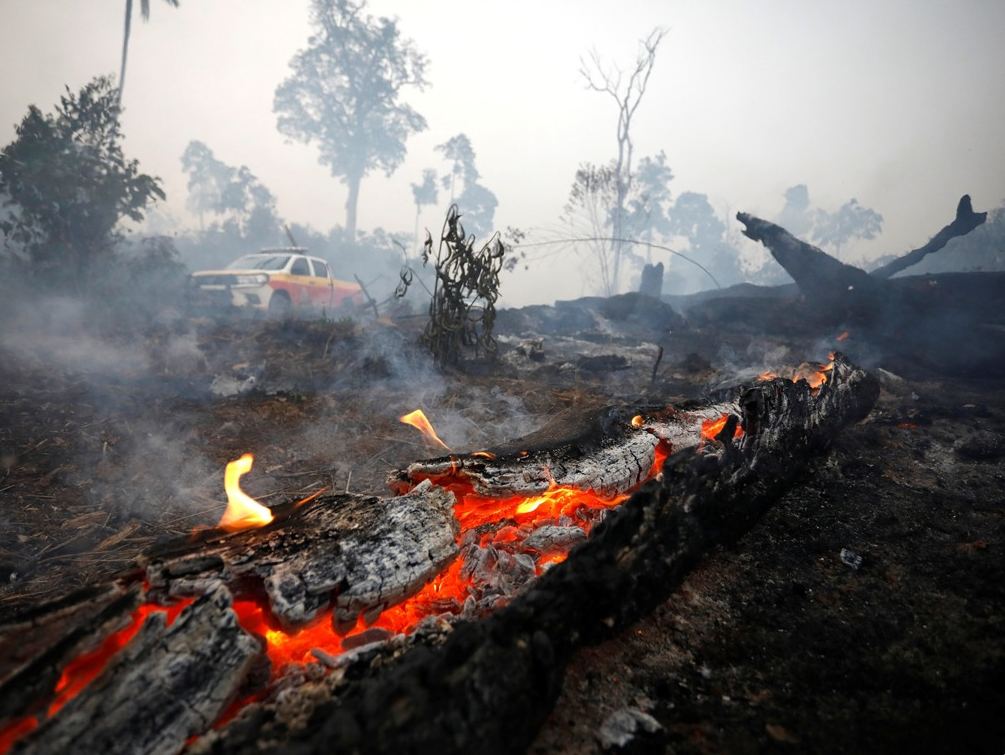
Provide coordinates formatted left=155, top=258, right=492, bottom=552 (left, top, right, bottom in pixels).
left=143, top=479, right=458, bottom=630
left=13, top=585, right=261, bottom=755
left=199, top=354, right=878, bottom=755
left=0, top=581, right=143, bottom=724
left=389, top=400, right=738, bottom=497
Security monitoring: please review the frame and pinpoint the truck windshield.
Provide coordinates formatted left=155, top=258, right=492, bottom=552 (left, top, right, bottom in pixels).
left=226, top=255, right=290, bottom=271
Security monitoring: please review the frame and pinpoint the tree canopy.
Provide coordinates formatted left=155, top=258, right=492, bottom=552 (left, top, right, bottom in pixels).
left=180, top=140, right=281, bottom=244
left=0, top=76, right=164, bottom=291
left=435, top=133, right=498, bottom=239
left=274, top=0, right=428, bottom=240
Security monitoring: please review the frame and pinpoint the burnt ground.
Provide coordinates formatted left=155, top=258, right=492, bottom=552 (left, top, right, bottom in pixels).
left=2, top=295, right=1004, bottom=753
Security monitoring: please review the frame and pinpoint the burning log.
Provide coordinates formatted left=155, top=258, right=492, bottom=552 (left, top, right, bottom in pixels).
left=389, top=399, right=739, bottom=498
left=0, top=582, right=144, bottom=726
left=143, top=479, right=459, bottom=631
left=191, top=354, right=878, bottom=755
left=10, top=586, right=261, bottom=755
left=1, top=354, right=877, bottom=754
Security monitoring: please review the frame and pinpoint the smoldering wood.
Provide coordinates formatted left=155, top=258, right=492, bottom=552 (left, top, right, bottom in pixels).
left=13, top=585, right=261, bottom=755
left=143, top=479, right=459, bottom=630
left=198, top=354, right=878, bottom=755
left=0, top=581, right=143, bottom=724
left=389, top=399, right=739, bottom=498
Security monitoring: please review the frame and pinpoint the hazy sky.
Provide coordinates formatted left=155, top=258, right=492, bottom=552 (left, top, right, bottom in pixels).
left=3, top=0, right=1004, bottom=304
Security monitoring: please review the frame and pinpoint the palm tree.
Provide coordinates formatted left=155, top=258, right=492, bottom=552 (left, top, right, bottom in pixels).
left=118, top=0, right=180, bottom=110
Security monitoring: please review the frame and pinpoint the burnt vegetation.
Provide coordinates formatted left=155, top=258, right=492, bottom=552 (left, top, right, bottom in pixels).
left=400, top=204, right=505, bottom=368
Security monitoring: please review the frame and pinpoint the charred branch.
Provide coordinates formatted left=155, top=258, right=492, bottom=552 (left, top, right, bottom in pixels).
left=870, top=195, right=987, bottom=279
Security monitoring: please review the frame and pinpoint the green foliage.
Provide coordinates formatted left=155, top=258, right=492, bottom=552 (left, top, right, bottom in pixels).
left=180, top=140, right=281, bottom=243
left=667, top=191, right=744, bottom=290
left=562, top=153, right=678, bottom=294
left=0, top=76, right=164, bottom=292
left=88, top=235, right=188, bottom=332
left=274, top=0, right=428, bottom=239
left=416, top=205, right=505, bottom=367
left=811, top=198, right=883, bottom=257
left=411, top=168, right=439, bottom=209
left=435, top=133, right=498, bottom=239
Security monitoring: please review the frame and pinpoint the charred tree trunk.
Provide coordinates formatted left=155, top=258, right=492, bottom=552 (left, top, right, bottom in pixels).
left=737, top=198, right=1005, bottom=376
left=193, top=354, right=879, bottom=755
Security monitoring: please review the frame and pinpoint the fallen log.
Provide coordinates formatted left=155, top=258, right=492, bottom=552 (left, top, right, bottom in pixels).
left=191, top=353, right=878, bottom=755
left=0, top=355, right=877, bottom=754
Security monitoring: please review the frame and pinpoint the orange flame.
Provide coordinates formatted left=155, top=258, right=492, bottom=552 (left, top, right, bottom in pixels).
left=700, top=414, right=744, bottom=441
left=217, top=454, right=274, bottom=532
left=400, top=409, right=450, bottom=451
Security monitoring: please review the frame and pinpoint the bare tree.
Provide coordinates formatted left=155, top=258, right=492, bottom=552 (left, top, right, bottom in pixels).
left=580, top=27, right=667, bottom=294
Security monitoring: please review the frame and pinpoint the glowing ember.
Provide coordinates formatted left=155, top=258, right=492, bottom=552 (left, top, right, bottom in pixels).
left=631, top=414, right=644, bottom=427
left=757, top=356, right=835, bottom=392
left=0, top=601, right=193, bottom=751
left=701, top=414, right=743, bottom=441
left=217, top=454, right=274, bottom=532
left=837, top=331, right=850, bottom=341
left=400, top=409, right=450, bottom=451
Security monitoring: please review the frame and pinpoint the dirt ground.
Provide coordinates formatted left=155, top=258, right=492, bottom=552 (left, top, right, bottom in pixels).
left=1, top=305, right=1004, bottom=753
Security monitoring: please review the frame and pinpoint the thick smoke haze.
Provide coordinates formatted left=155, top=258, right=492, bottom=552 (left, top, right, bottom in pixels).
left=2, top=0, right=1005, bottom=307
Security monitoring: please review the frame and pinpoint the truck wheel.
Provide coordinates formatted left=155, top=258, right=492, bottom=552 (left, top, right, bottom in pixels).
left=268, top=291, right=292, bottom=318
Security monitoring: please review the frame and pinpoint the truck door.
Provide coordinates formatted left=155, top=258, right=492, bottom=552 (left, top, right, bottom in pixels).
left=309, top=259, right=336, bottom=308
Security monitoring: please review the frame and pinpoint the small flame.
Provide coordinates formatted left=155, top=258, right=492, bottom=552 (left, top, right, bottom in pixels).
left=470, top=450, right=497, bottom=459
left=400, top=409, right=451, bottom=451
left=218, top=454, right=274, bottom=532
left=700, top=414, right=744, bottom=441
